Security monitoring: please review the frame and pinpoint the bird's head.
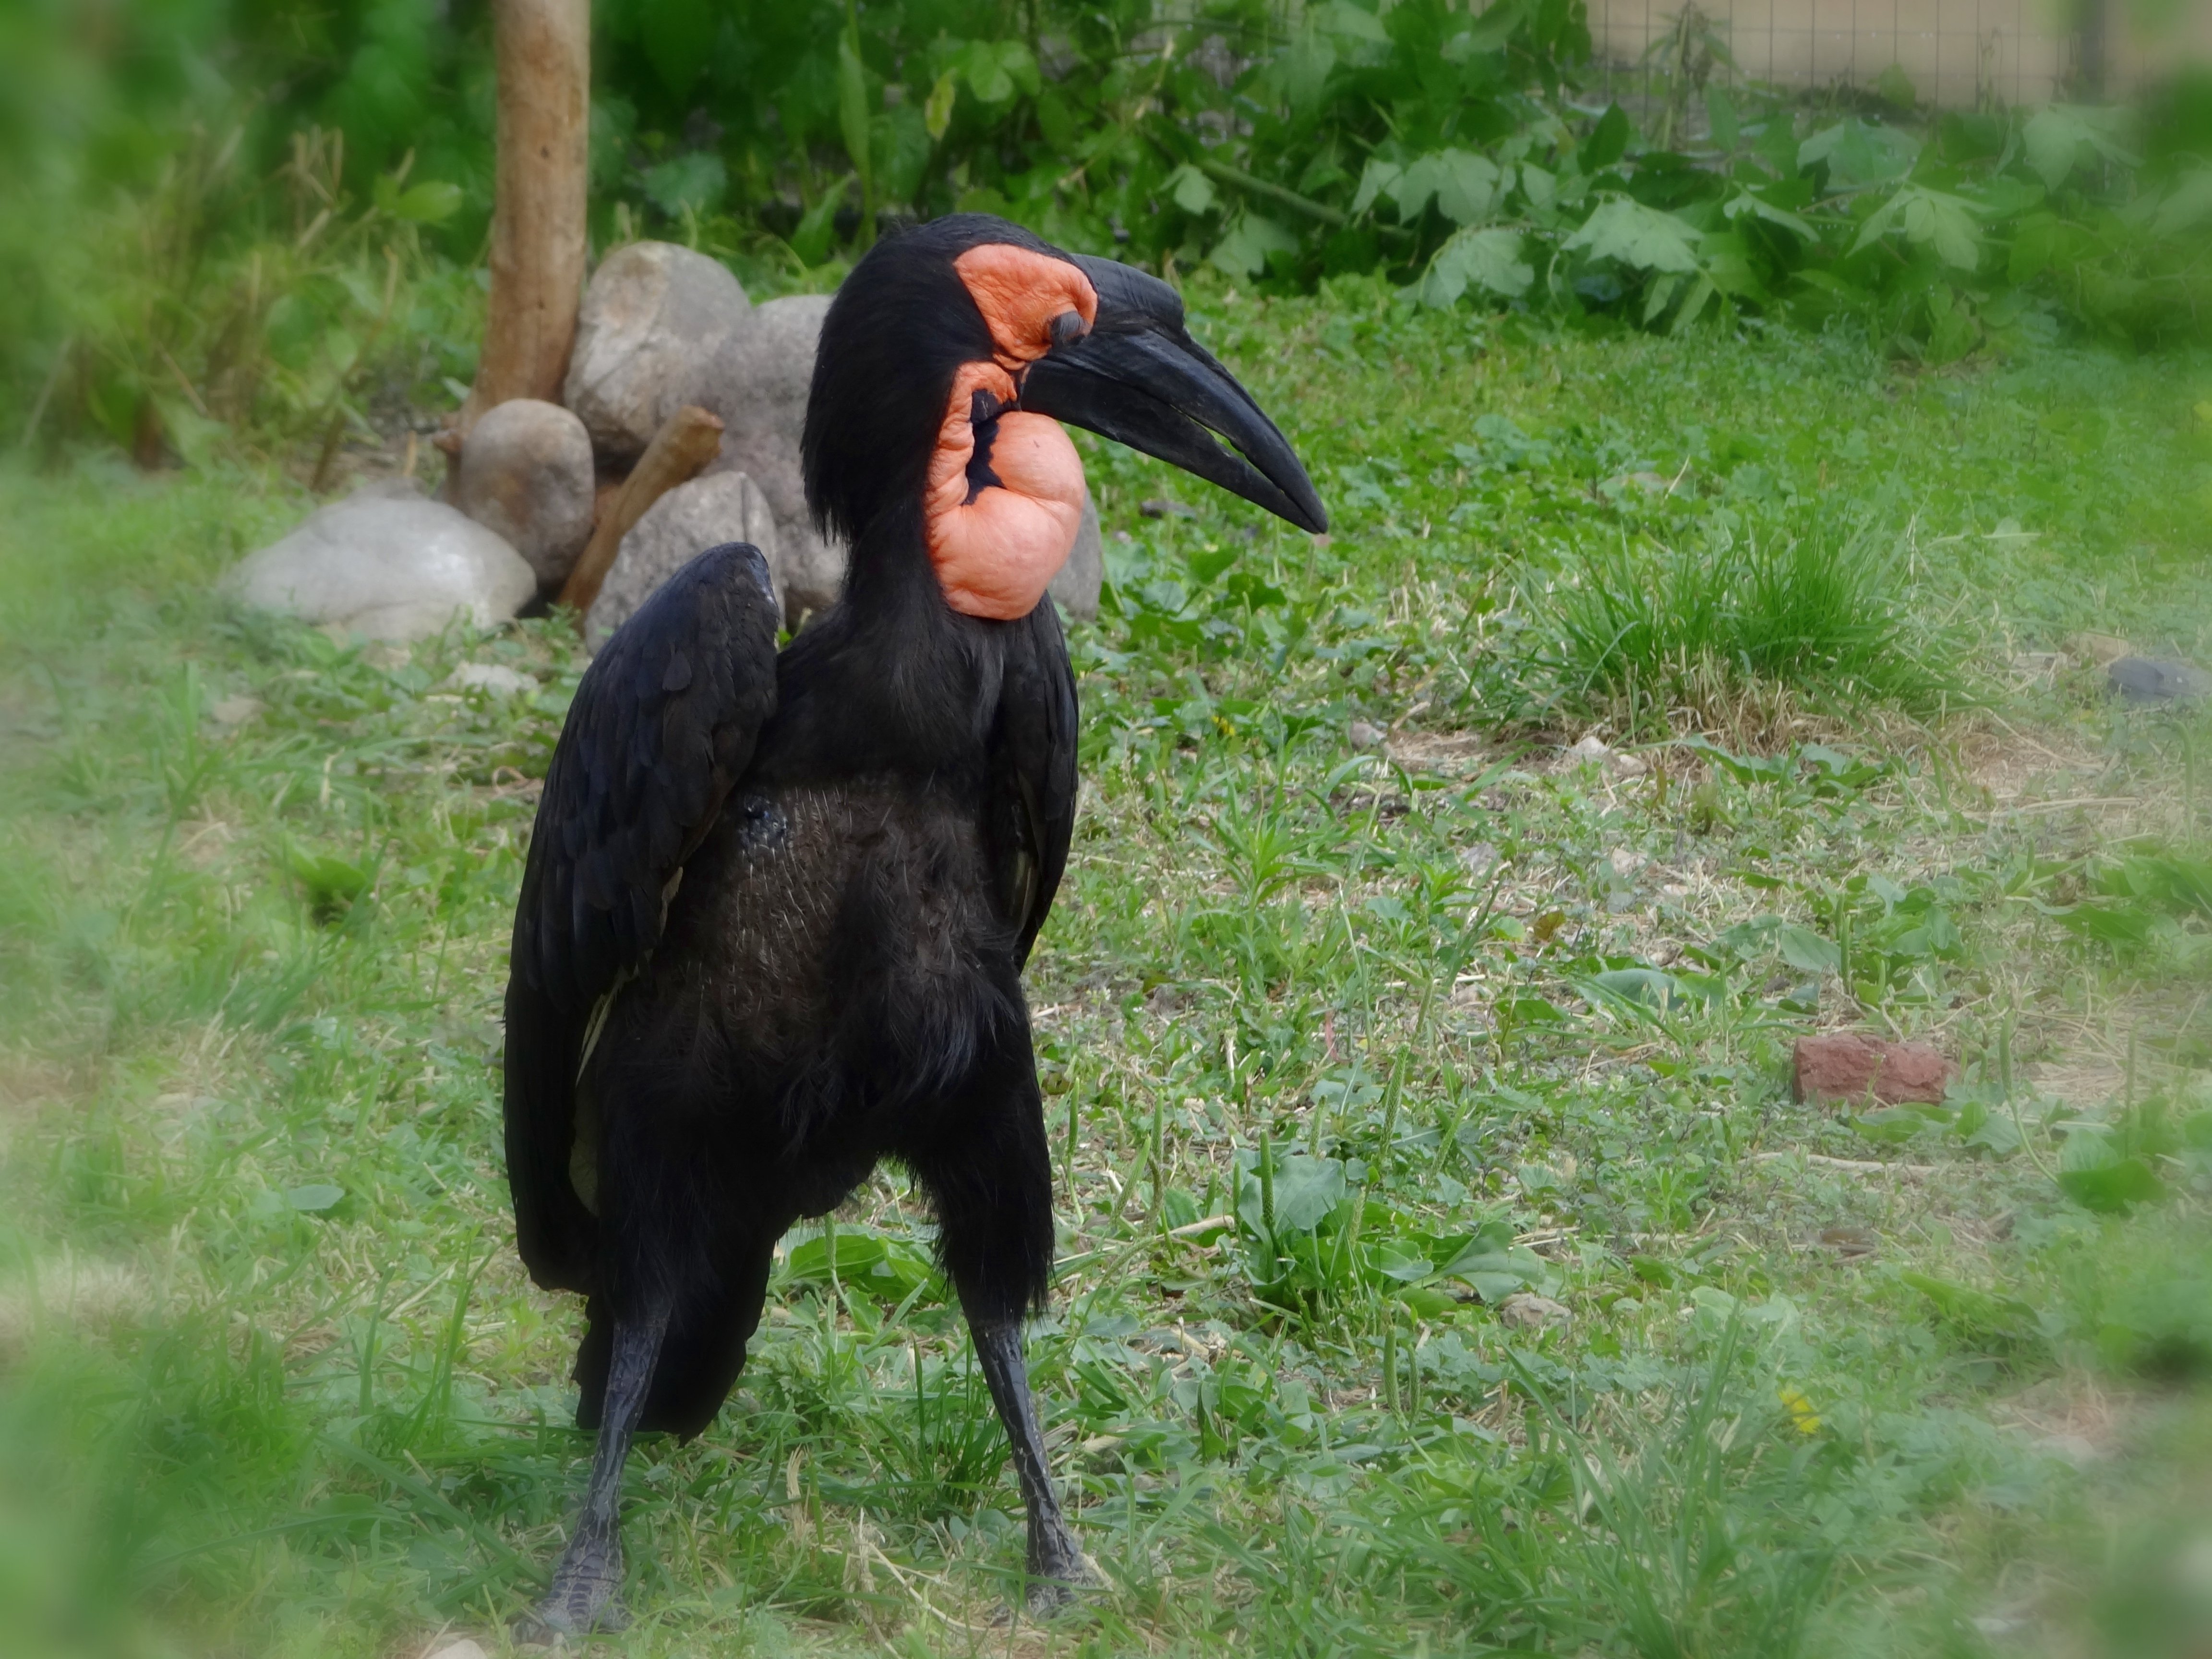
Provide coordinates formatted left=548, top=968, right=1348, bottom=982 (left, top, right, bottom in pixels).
left=802, top=214, right=1327, bottom=621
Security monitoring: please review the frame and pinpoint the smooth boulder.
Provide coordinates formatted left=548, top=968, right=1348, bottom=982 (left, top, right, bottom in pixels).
left=450, top=398, right=596, bottom=586
left=2109, top=656, right=2212, bottom=704
left=1048, top=491, right=1103, bottom=622
left=564, top=242, right=752, bottom=462
left=699, top=294, right=840, bottom=620
left=586, top=472, right=781, bottom=652
left=222, top=479, right=536, bottom=641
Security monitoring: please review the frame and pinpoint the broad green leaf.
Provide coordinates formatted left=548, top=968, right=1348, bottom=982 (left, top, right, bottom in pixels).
left=1166, top=163, right=1217, bottom=216
left=2022, top=104, right=2139, bottom=192
left=1705, top=87, right=1740, bottom=151
left=1234, top=1149, right=1346, bottom=1236
left=1447, top=0, right=1532, bottom=57
left=1564, top=197, right=1701, bottom=273
left=1284, top=24, right=1337, bottom=116
left=1775, top=924, right=1840, bottom=974
left=1209, top=213, right=1298, bottom=278
left=923, top=70, right=958, bottom=140
left=790, top=176, right=851, bottom=265
left=640, top=0, right=713, bottom=98
left=1583, top=966, right=1679, bottom=1010
left=641, top=153, right=726, bottom=219
left=838, top=32, right=873, bottom=199
left=1799, top=119, right=1919, bottom=187
left=1432, top=150, right=1502, bottom=225
left=1584, top=104, right=1632, bottom=171
left=1416, top=226, right=1533, bottom=307
left=2152, top=168, right=2212, bottom=240
left=388, top=181, right=462, bottom=224
left=1722, top=191, right=1815, bottom=241
left=2057, top=1126, right=2164, bottom=1212
left=1313, top=0, right=1391, bottom=46
left=1352, top=157, right=1402, bottom=216
left=1851, top=187, right=1982, bottom=269
left=285, top=1183, right=345, bottom=1213
left=2058, top=1158, right=2164, bottom=1212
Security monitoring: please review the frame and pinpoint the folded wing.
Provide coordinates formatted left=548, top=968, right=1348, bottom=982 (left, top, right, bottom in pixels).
left=503, top=543, right=781, bottom=1294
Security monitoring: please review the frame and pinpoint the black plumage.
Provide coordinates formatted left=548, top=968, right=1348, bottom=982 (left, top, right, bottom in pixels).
left=499, top=215, right=1322, bottom=1635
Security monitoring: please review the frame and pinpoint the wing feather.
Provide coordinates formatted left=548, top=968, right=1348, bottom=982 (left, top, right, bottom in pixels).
left=502, top=544, right=781, bottom=1293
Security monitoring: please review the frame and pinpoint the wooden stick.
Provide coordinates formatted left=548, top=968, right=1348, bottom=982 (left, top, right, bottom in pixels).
left=557, top=405, right=724, bottom=618
left=458, top=0, right=589, bottom=440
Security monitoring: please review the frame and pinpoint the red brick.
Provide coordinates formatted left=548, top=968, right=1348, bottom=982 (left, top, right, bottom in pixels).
left=1792, top=1034, right=1956, bottom=1106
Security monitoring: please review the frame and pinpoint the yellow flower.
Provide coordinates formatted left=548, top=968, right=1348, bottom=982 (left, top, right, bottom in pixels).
left=1778, top=1386, right=1822, bottom=1435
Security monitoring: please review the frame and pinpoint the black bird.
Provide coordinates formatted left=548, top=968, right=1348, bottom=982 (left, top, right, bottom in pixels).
left=502, top=214, right=1326, bottom=1635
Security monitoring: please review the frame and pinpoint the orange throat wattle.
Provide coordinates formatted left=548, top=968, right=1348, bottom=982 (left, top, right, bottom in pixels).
left=925, top=362, right=1085, bottom=621
left=923, top=244, right=1100, bottom=621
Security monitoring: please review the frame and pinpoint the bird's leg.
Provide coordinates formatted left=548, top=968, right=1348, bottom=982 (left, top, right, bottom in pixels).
left=970, top=1313, right=1093, bottom=1611
left=520, top=1300, right=670, bottom=1641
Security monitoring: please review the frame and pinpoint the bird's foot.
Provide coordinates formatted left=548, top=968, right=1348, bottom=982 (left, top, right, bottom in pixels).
left=994, top=1539, right=1099, bottom=1624
left=514, top=1527, right=629, bottom=1645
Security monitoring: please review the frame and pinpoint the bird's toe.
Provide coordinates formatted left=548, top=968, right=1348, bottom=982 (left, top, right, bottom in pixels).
left=515, top=1550, right=630, bottom=1644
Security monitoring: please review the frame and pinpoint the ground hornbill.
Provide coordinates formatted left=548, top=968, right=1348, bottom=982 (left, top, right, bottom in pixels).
left=502, top=214, right=1326, bottom=1635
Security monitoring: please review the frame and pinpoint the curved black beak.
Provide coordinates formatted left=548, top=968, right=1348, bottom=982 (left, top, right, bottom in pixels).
left=1017, top=255, right=1328, bottom=535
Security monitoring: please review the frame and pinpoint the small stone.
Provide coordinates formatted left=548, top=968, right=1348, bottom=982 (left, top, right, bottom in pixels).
left=2109, top=656, right=2212, bottom=704
left=1610, top=749, right=1650, bottom=777
left=587, top=472, right=780, bottom=651
left=210, top=695, right=263, bottom=726
left=1566, top=733, right=1611, bottom=764
left=421, top=1641, right=489, bottom=1659
left=1049, top=491, right=1104, bottom=623
left=448, top=662, right=534, bottom=697
left=1498, top=1293, right=1571, bottom=1331
left=1792, top=1033, right=1956, bottom=1106
left=221, top=481, right=535, bottom=642
left=1348, top=719, right=1386, bottom=750
left=2067, top=631, right=2132, bottom=667
left=698, top=294, right=837, bottom=621
left=450, top=399, right=596, bottom=587
left=2009, top=650, right=2069, bottom=682
left=564, top=242, right=752, bottom=462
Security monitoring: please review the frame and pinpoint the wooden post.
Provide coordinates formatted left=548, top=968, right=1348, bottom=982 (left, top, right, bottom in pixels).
left=459, top=0, right=590, bottom=438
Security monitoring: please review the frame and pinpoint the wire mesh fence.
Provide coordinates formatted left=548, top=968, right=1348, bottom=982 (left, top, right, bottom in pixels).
left=1583, top=0, right=2206, bottom=111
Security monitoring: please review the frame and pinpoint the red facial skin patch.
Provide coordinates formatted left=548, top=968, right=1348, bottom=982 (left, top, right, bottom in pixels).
left=926, top=359, right=1085, bottom=620
left=924, top=245, right=1099, bottom=620
left=953, top=244, right=1097, bottom=366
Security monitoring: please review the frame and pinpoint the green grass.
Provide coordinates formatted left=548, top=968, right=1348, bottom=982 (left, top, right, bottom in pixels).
left=4, top=293, right=2212, bottom=1659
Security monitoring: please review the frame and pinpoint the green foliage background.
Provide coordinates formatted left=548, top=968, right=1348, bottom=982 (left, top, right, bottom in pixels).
left=5, top=0, right=2212, bottom=469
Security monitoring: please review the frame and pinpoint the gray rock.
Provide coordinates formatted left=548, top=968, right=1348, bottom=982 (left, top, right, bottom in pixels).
left=1499, top=1293, right=1571, bottom=1331
left=1049, top=491, right=1103, bottom=622
left=448, top=661, right=535, bottom=697
left=451, top=398, right=595, bottom=586
left=564, top=242, right=751, bottom=462
left=2109, top=656, right=2212, bottom=704
left=699, top=294, right=838, bottom=620
left=586, top=472, right=780, bottom=652
left=221, top=481, right=536, bottom=641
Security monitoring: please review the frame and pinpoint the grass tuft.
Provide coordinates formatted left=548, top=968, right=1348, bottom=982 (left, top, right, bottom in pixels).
left=1531, top=530, right=1968, bottom=744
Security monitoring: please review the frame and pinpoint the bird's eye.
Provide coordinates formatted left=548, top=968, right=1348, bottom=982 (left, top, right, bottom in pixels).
left=1048, top=310, right=1089, bottom=350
